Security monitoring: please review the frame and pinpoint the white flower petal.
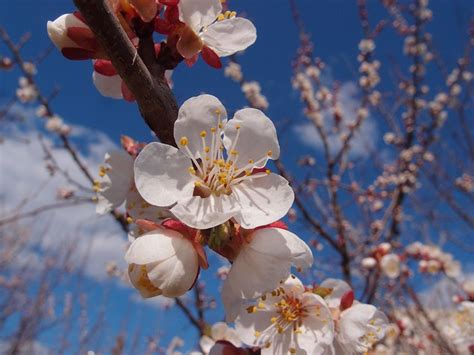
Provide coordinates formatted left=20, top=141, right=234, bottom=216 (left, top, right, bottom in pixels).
left=124, top=229, right=181, bottom=265
left=250, top=228, right=313, bottom=270
left=234, top=304, right=277, bottom=347
left=125, top=188, right=173, bottom=222
left=134, top=142, right=194, bottom=207
left=199, top=335, right=215, bottom=354
left=96, top=151, right=134, bottom=214
left=298, top=294, right=334, bottom=345
left=296, top=322, right=333, bottom=354
left=225, top=247, right=290, bottom=301
left=279, top=274, right=305, bottom=296
left=231, top=173, right=294, bottom=229
left=178, top=0, right=222, bottom=32
left=146, top=235, right=198, bottom=297
left=262, top=332, right=292, bottom=355
left=202, top=17, right=257, bottom=57
left=171, top=194, right=238, bottom=229
left=221, top=280, right=246, bottom=322
left=223, top=108, right=279, bottom=169
left=92, top=72, right=123, bottom=99
left=225, top=228, right=312, bottom=302
left=320, top=279, right=352, bottom=309
left=338, top=303, right=388, bottom=352
left=380, top=253, right=401, bottom=279
left=211, top=322, right=228, bottom=340
left=224, top=328, right=242, bottom=348
left=174, top=94, right=227, bottom=159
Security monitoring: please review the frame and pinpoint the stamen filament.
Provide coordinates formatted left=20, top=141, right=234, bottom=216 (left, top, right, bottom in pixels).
left=183, top=145, right=204, bottom=176
left=232, top=155, right=269, bottom=176
left=229, top=171, right=270, bottom=186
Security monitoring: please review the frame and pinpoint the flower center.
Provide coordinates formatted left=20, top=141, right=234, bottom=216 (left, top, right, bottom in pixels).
left=276, top=296, right=306, bottom=326
left=245, top=281, right=331, bottom=354
left=179, top=109, right=271, bottom=197
left=247, top=288, right=309, bottom=335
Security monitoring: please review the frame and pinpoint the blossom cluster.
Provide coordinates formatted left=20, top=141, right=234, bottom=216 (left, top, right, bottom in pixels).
left=405, top=242, right=461, bottom=278
left=45, top=1, right=393, bottom=353
left=361, top=243, right=402, bottom=279
left=93, top=93, right=390, bottom=354
left=361, top=241, right=462, bottom=281
left=94, top=94, right=312, bottom=307
left=15, top=61, right=71, bottom=135
left=47, top=0, right=256, bottom=100
left=233, top=275, right=388, bottom=354
left=370, top=295, right=474, bottom=355
left=189, top=276, right=389, bottom=355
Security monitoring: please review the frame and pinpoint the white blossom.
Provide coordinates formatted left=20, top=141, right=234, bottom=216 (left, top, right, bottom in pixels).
left=176, top=0, right=256, bottom=59
left=125, top=227, right=201, bottom=298
left=224, top=62, right=243, bottom=82
left=45, top=115, right=64, bottom=133
left=235, top=276, right=334, bottom=355
left=380, top=254, right=401, bottom=279
left=134, top=94, right=294, bottom=230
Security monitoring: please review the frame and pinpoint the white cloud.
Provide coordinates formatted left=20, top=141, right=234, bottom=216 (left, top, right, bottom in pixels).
left=293, top=82, right=377, bottom=159
left=0, top=106, right=128, bottom=281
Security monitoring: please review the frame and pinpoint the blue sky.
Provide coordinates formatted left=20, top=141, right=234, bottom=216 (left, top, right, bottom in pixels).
left=1, top=0, right=474, bottom=353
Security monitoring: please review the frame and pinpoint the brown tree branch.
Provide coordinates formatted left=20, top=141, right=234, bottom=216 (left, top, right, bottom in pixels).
left=73, top=0, right=178, bottom=146
left=175, top=298, right=205, bottom=335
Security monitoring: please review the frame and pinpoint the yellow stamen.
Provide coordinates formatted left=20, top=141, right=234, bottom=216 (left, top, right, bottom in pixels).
left=246, top=306, right=257, bottom=314
left=180, top=137, right=188, bottom=146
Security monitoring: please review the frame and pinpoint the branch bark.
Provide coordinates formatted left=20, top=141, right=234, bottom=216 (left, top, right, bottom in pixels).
left=73, top=0, right=178, bottom=146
